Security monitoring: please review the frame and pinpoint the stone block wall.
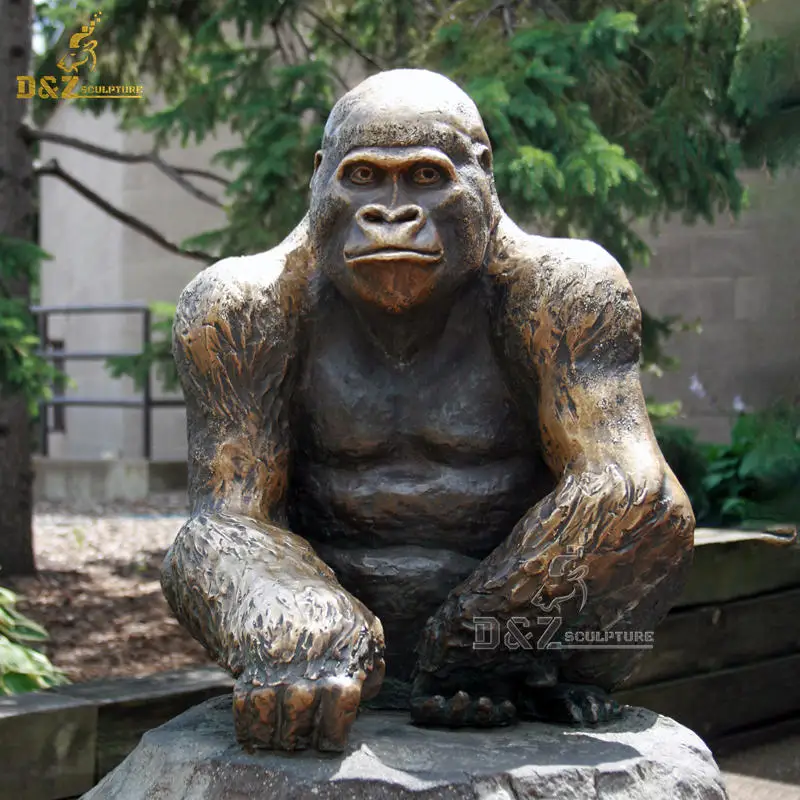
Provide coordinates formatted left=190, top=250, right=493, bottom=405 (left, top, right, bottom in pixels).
left=632, top=169, right=800, bottom=442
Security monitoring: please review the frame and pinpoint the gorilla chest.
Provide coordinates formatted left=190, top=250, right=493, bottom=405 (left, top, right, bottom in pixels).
left=294, top=320, right=529, bottom=461
left=288, top=301, right=550, bottom=553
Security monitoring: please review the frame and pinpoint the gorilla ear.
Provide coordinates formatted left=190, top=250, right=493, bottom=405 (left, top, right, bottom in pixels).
left=310, top=150, right=323, bottom=189
left=477, top=146, right=492, bottom=174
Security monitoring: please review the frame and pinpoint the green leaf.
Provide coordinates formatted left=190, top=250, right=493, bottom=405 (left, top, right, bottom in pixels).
left=1, top=672, right=44, bottom=694
left=0, top=588, right=19, bottom=607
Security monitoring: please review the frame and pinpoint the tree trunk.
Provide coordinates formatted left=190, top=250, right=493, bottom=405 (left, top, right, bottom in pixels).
left=0, top=0, right=36, bottom=575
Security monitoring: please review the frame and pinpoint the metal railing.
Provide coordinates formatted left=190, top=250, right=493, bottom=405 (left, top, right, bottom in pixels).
left=32, top=303, right=185, bottom=459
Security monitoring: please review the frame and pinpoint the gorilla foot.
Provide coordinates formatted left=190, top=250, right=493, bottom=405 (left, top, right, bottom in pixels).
left=409, top=672, right=517, bottom=728
left=518, top=683, right=622, bottom=726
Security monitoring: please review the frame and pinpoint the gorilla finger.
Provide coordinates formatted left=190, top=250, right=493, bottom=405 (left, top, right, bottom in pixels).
left=234, top=685, right=280, bottom=748
left=278, top=681, right=319, bottom=750
left=564, top=696, right=583, bottom=724
left=445, top=691, right=471, bottom=726
left=315, top=678, right=361, bottom=752
left=583, top=693, right=601, bottom=726
left=496, top=699, right=517, bottom=725
left=473, top=696, right=493, bottom=718
left=472, top=696, right=495, bottom=726
left=470, top=699, right=516, bottom=728
left=410, top=694, right=447, bottom=724
left=605, top=696, right=623, bottom=721
left=233, top=687, right=253, bottom=744
left=251, top=686, right=282, bottom=747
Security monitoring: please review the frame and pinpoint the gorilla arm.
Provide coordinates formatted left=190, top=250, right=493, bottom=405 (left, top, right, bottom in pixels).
left=161, top=219, right=384, bottom=751
left=415, top=234, right=694, bottom=690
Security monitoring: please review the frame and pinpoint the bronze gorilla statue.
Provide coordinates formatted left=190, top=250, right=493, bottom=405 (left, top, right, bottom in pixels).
left=163, top=69, right=694, bottom=753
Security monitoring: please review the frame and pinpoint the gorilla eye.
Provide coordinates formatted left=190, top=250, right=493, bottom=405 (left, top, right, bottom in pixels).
left=348, top=164, right=378, bottom=186
left=411, top=165, right=443, bottom=186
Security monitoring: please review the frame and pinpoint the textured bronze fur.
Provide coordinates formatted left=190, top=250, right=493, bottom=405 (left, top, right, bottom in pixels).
left=163, top=69, right=694, bottom=752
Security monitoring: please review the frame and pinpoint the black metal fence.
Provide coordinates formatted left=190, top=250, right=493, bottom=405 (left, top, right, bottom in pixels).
left=32, top=303, right=185, bottom=459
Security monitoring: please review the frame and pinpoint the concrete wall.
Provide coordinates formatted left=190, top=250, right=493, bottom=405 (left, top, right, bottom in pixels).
left=39, top=106, right=129, bottom=460
left=38, top=111, right=800, bottom=460
left=39, top=102, right=235, bottom=462
left=633, top=169, right=800, bottom=442
left=118, top=125, right=234, bottom=460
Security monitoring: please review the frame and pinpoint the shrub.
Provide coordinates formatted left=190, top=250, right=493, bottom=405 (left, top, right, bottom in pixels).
left=702, top=403, right=800, bottom=528
left=0, top=586, right=68, bottom=694
left=657, top=402, right=800, bottom=529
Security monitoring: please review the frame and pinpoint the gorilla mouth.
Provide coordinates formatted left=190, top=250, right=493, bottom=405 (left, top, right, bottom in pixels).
left=345, top=247, right=443, bottom=266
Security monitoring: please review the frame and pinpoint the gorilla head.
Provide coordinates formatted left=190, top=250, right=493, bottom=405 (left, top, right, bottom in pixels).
left=309, top=70, right=499, bottom=314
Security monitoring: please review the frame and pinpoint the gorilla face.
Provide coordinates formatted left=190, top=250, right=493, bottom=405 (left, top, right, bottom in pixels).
left=309, top=140, right=495, bottom=314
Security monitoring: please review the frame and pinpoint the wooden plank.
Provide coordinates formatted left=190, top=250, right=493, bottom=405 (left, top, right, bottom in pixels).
left=0, top=690, right=97, bottom=800
left=54, top=666, right=231, bottom=706
left=56, top=666, right=233, bottom=779
left=614, top=653, right=800, bottom=742
left=694, top=529, right=797, bottom=547
left=623, top=587, right=800, bottom=688
left=675, top=533, right=800, bottom=608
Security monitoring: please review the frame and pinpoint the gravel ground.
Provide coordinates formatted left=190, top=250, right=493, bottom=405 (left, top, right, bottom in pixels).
left=6, top=493, right=213, bottom=682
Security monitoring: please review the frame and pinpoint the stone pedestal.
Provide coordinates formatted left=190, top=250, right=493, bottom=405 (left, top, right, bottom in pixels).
left=82, top=695, right=728, bottom=799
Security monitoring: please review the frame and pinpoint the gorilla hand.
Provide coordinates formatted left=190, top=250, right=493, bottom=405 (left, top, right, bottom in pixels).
left=411, top=593, right=556, bottom=729
left=232, top=589, right=385, bottom=752
left=163, top=514, right=386, bottom=752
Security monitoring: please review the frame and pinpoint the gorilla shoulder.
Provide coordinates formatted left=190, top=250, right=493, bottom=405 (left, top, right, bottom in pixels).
left=491, top=223, right=638, bottom=332
left=174, top=221, right=313, bottom=337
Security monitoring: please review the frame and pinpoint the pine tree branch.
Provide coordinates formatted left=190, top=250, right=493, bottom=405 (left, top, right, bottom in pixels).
left=288, top=17, right=350, bottom=93
left=169, top=166, right=229, bottom=185
left=151, top=156, right=226, bottom=209
left=272, top=22, right=294, bottom=66
left=36, top=159, right=215, bottom=265
left=302, top=7, right=385, bottom=69
left=21, top=126, right=230, bottom=208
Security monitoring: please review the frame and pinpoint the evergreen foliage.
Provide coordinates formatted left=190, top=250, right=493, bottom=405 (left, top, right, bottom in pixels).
left=3, top=2, right=799, bottom=530
left=28, top=0, right=799, bottom=370
left=0, top=1, right=787, bottom=388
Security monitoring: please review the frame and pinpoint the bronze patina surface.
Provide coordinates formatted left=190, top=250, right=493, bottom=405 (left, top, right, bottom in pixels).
left=163, top=69, right=695, bottom=753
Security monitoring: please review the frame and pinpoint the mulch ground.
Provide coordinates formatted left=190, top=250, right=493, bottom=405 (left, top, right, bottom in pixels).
left=5, top=495, right=213, bottom=683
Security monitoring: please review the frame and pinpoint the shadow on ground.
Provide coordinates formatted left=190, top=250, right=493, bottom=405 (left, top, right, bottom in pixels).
left=6, top=550, right=212, bottom=683
left=719, top=735, right=800, bottom=791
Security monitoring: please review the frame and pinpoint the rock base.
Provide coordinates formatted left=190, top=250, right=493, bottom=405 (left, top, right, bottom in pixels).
left=82, top=695, right=728, bottom=799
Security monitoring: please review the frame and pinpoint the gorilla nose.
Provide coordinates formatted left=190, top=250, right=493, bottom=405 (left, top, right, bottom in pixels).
left=347, top=202, right=443, bottom=263
left=357, top=204, right=424, bottom=227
